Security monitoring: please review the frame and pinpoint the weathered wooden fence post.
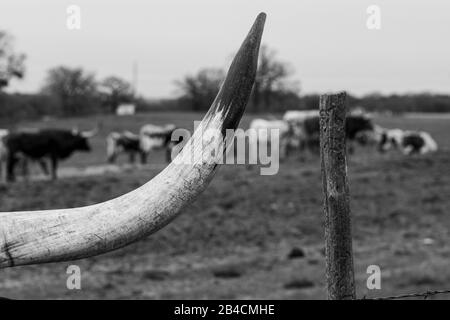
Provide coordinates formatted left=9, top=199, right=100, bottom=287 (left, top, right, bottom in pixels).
left=319, top=92, right=356, bottom=300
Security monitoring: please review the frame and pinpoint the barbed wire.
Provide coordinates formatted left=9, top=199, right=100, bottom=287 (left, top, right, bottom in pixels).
left=362, top=289, right=450, bottom=300
left=2, top=290, right=450, bottom=300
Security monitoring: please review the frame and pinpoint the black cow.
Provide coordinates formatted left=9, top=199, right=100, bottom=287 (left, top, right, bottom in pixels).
left=301, top=114, right=375, bottom=153
left=5, top=128, right=96, bottom=181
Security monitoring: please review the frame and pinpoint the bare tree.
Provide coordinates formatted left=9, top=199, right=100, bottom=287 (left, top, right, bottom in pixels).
left=252, top=45, right=298, bottom=111
left=176, top=68, right=225, bottom=111
left=41, top=66, right=98, bottom=116
left=0, top=31, right=26, bottom=90
left=100, top=76, right=134, bottom=113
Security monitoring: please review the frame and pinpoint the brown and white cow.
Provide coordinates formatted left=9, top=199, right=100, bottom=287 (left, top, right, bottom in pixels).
left=378, top=128, right=438, bottom=155
left=106, top=131, right=144, bottom=164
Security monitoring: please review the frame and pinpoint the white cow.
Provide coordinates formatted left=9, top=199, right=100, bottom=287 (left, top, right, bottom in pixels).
left=249, top=119, right=291, bottom=157
left=283, top=110, right=319, bottom=124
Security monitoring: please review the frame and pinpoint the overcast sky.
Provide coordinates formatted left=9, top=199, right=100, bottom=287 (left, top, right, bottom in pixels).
left=1, top=0, right=449, bottom=98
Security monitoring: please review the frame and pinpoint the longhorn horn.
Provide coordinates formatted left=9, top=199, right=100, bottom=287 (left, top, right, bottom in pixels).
left=80, top=123, right=101, bottom=138
left=0, top=13, right=266, bottom=268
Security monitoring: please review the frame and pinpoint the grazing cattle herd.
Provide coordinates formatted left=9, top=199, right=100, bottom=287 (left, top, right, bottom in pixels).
left=0, top=109, right=439, bottom=183
left=251, top=110, right=438, bottom=158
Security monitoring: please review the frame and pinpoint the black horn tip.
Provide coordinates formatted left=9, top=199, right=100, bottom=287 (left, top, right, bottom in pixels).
left=253, top=12, right=267, bottom=35
left=210, top=13, right=266, bottom=134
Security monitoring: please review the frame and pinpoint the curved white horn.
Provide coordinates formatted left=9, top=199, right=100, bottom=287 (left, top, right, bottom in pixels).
left=0, top=13, right=266, bottom=268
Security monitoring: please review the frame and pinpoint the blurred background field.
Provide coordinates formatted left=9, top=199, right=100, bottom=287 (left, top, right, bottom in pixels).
left=1, top=0, right=450, bottom=300
left=0, top=111, right=449, bottom=299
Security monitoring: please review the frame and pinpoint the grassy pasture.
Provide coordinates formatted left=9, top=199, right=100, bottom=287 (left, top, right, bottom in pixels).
left=0, top=112, right=449, bottom=299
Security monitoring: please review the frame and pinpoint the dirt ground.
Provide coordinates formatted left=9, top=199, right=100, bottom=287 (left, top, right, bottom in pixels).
left=0, top=112, right=449, bottom=299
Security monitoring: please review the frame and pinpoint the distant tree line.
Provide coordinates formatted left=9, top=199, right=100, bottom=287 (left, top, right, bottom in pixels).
left=171, top=44, right=450, bottom=114
left=1, top=30, right=450, bottom=122
left=0, top=31, right=136, bottom=121
left=0, top=66, right=136, bottom=122
left=174, top=45, right=300, bottom=113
